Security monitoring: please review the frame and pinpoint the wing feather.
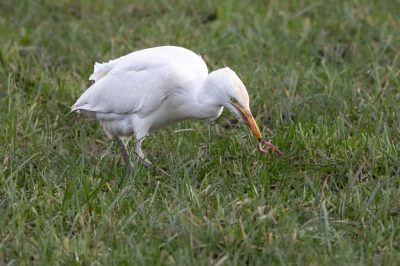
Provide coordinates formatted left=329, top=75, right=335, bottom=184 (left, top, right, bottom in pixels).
left=72, top=60, right=170, bottom=117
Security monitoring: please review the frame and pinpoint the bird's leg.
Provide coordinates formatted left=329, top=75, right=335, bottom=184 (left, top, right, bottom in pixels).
left=133, top=139, right=149, bottom=166
left=115, top=136, right=135, bottom=168
left=135, top=138, right=170, bottom=177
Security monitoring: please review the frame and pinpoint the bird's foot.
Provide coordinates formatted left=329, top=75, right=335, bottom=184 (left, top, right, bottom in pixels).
left=124, top=157, right=170, bottom=177
left=142, top=159, right=171, bottom=177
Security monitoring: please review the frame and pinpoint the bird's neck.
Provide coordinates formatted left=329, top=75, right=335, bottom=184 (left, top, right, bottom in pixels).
left=191, top=75, right=224, bottom=120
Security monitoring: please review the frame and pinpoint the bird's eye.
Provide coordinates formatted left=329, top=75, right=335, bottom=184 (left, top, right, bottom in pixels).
left=231, top=97, right=238, bottom=103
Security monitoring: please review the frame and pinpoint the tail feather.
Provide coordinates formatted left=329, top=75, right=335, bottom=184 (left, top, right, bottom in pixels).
left=89, top=62, right=113, bottom=82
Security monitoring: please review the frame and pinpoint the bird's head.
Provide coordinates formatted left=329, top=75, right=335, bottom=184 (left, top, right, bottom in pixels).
left=206, top=67, right=282, bottom=156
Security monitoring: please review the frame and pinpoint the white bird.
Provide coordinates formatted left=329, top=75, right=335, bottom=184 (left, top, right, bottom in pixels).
left=72, top=46, right=282, bottom=174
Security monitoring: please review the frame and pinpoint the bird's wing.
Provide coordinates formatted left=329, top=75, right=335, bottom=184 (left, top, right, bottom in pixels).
left=72, top=60, right=172, bottom=117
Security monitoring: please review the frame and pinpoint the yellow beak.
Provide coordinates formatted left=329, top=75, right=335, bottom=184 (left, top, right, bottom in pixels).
left=236, top=107, right=263, bottom=141
left=235, top=106, right=283, bottom=156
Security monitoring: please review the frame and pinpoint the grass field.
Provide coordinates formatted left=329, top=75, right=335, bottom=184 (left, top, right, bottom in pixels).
left=1, top=0, right=400, bottom=264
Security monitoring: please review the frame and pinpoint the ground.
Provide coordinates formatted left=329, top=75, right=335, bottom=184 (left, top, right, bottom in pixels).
left=1, top=0, right=400, bottom=265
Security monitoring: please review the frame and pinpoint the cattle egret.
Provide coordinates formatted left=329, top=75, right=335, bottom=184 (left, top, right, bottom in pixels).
left=72, top=46, right=282, bottom=174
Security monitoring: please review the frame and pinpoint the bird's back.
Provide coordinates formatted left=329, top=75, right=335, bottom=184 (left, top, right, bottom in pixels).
left=89, top=46, right=207, bottom=84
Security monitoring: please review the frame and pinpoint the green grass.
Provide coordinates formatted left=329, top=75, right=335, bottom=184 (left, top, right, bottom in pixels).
left=1, top=0, right=400, bottom=264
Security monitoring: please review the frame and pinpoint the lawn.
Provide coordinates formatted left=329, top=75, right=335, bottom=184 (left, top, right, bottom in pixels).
left=1, top=0, right=400, bottom=265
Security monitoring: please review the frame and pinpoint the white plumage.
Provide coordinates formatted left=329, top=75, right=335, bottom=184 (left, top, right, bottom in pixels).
left=72, top=46, right=281, bottom=174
